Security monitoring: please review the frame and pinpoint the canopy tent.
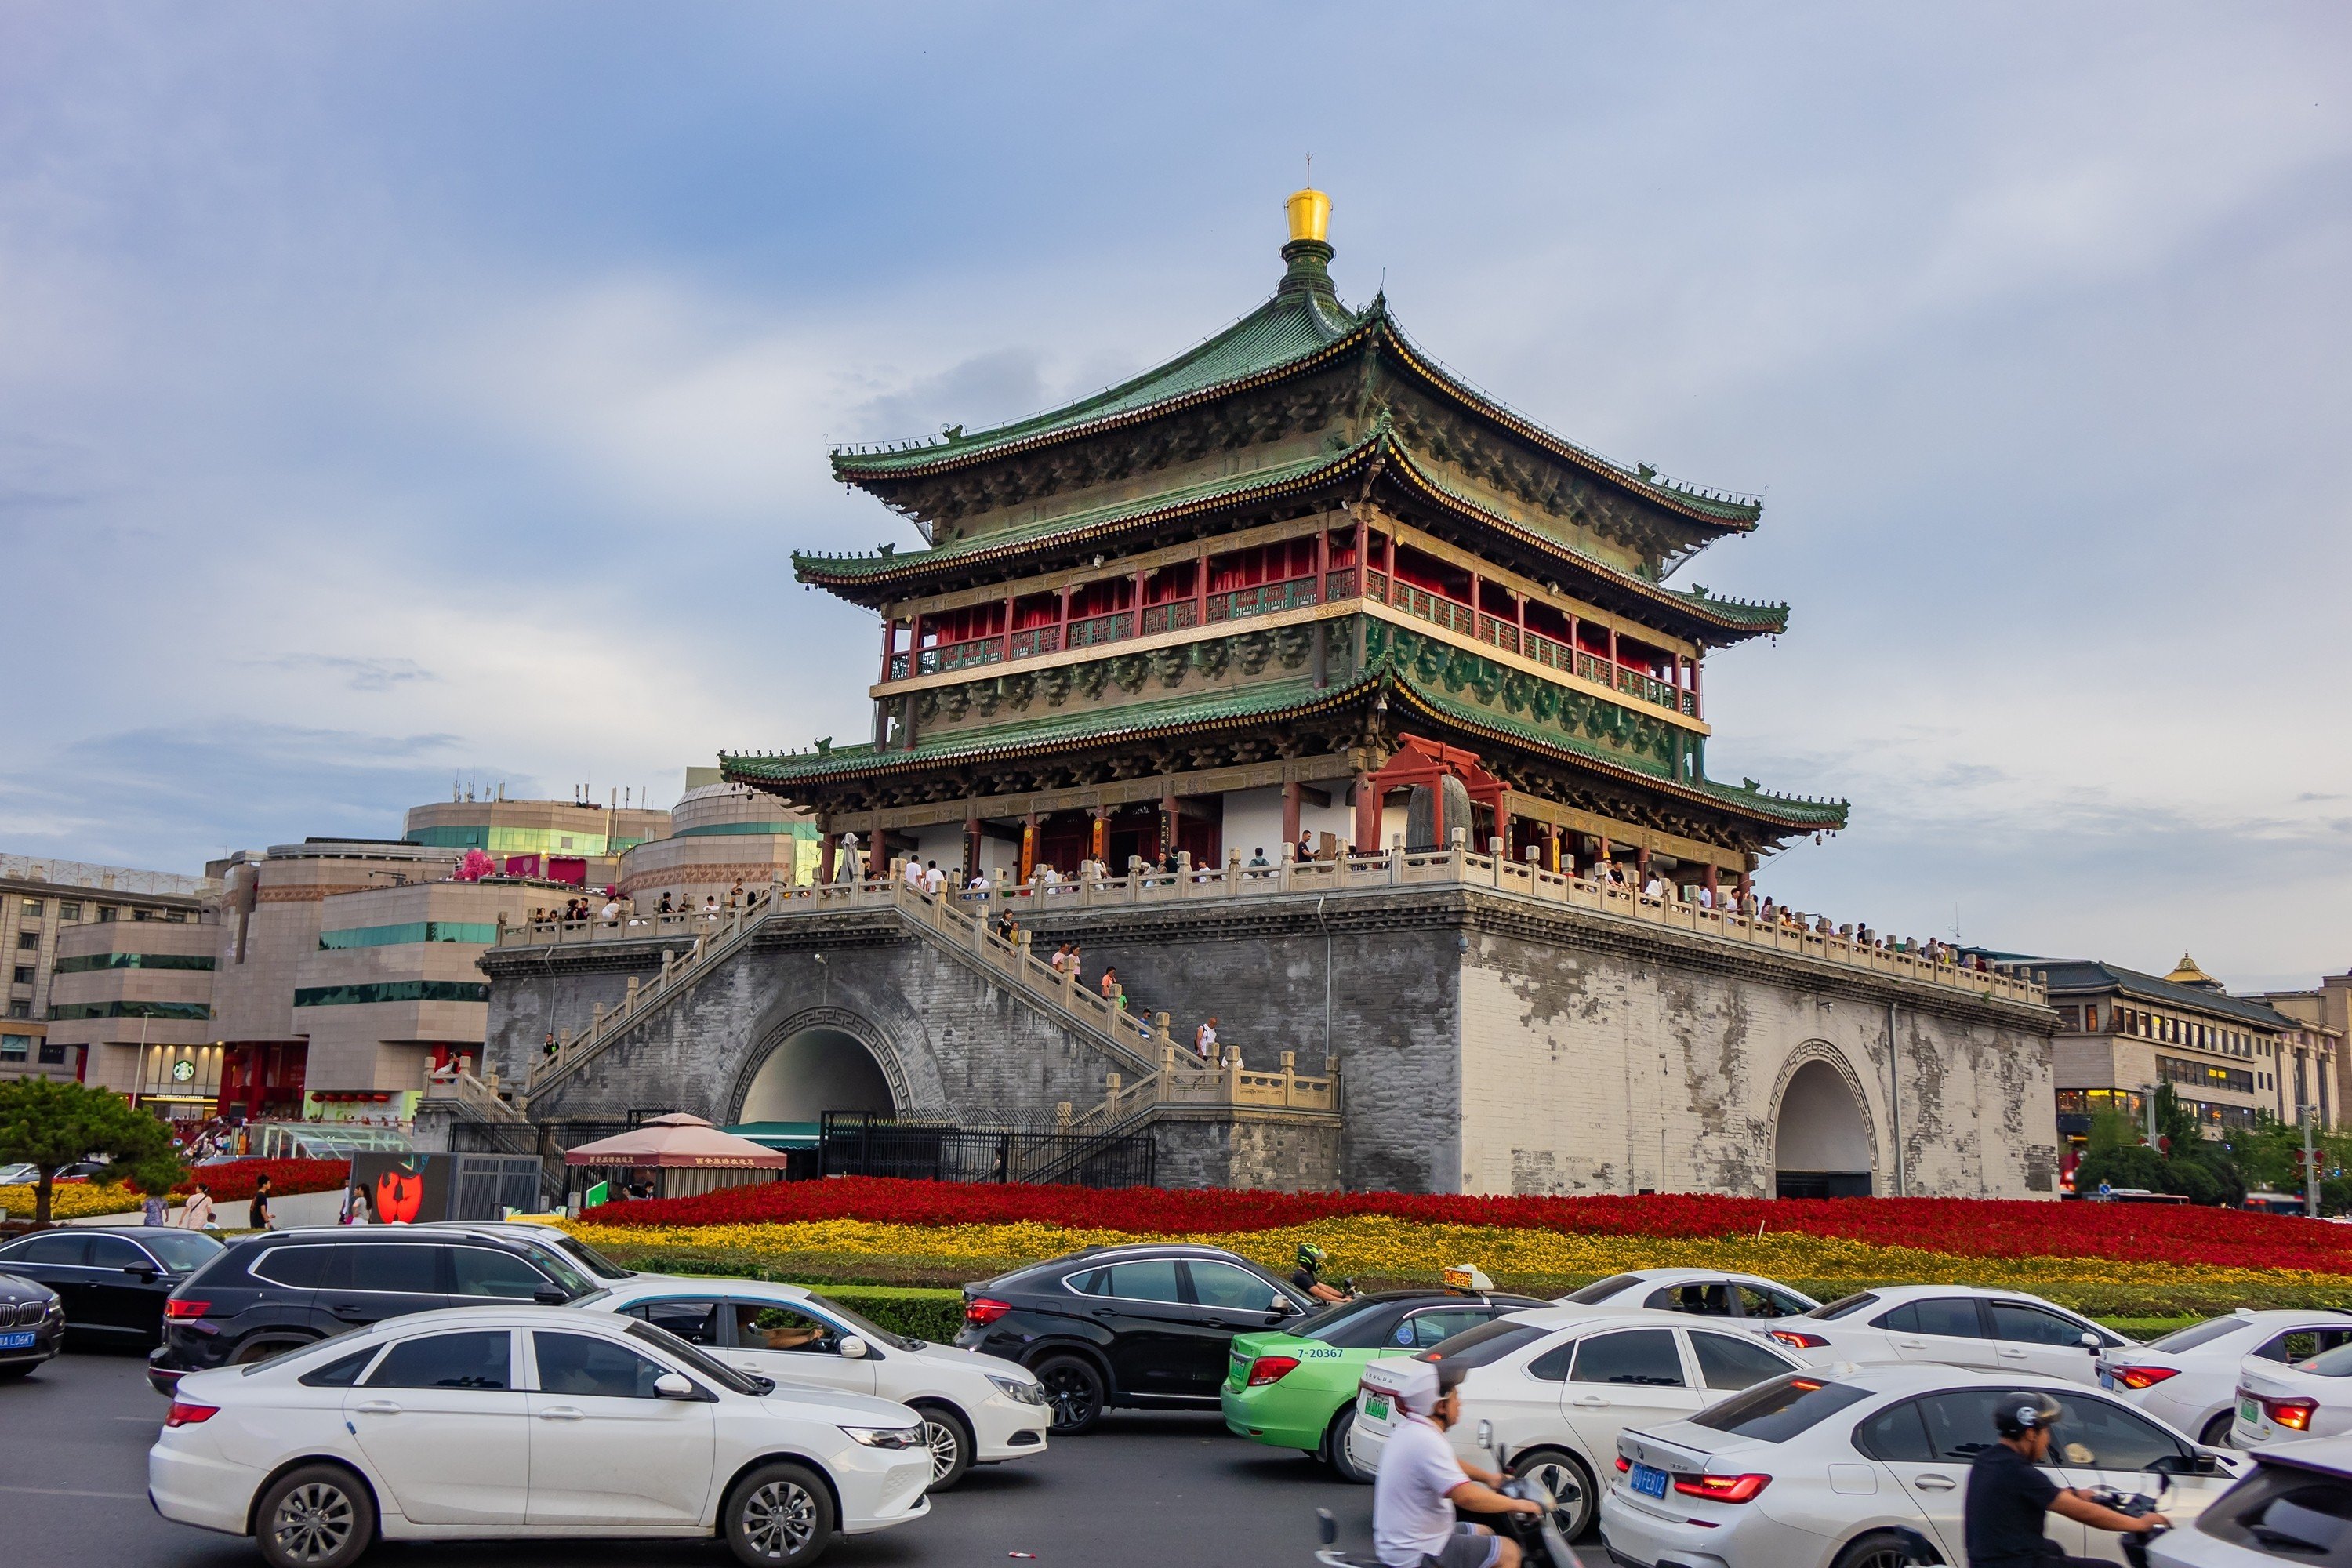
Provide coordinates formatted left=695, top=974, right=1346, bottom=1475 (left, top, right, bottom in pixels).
left=564, top=1112, right=791, bottom=1170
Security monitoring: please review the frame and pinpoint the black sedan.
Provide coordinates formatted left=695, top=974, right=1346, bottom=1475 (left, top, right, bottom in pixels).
left=0, top=1227, right=223, bottom=1346
left=954, top=1242, right=1318, bottom=1433
left=0, top=1272, right=64, bottom=1378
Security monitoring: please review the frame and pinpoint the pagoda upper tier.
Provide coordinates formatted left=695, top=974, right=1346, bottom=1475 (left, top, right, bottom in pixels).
left=822, top=218, right=1766, bottom=596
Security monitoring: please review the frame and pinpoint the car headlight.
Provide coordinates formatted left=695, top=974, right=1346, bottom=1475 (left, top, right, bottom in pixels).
left=989, top=1374, right=1047, bottom=1405
left=841, top=1425, right=927, bottom=1450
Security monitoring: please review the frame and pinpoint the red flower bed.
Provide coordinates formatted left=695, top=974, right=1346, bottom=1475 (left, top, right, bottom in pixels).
left=591, top=1178, right=2352, bottom=1274
left=164, top=1159, right=350, bottom=1203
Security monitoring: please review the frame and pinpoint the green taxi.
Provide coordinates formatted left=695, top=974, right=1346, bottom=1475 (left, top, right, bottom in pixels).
left=1221, top=1287, right=1548, bottom=1479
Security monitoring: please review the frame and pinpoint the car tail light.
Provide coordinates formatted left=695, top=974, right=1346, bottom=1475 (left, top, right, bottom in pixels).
left=1246, top=1356, right=1300, bottom=1387
left=2245, top=1391, right=2319, bottom=1432
left=1766, top=1330, right=1828, bottom=1348
left=164, top=1401, right=219, bottom=1428
left=2111, top=1365, right=2180, bottom=1390
left=163, top=1299, right=209, bottom=1319
left=963, top=1298, right=1011, bottom=1326
left=1673, top=1473, right=1773, bottom=1504
left=1615, top=1457, right=1631, bottom=1473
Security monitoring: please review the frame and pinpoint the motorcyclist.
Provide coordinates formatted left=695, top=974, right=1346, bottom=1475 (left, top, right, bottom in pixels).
left=1964, top=1392, right=2169, bottom=1568
left=1371, top=1358, right=1541, bottom=1568
left=1291, top=1243, right=1352, bottom=1305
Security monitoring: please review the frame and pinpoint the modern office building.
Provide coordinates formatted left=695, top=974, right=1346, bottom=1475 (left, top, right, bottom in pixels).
left=0, top=853, right=215, bottom=1083
left=48, top=915, right=221, bottom=1120
left=402, top=791, right=670, bottom=891
left=617, top=769, right=818, bottom=909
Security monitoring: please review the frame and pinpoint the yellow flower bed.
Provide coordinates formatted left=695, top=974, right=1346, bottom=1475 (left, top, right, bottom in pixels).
left=0, top=1182, right=143, bottom=1221
left=567, top=1214, right=2331, bottom=1292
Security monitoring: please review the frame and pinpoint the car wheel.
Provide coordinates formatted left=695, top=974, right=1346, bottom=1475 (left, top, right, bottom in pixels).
left=914, top=1403, right=973, bottom=1490
left=2201, top=1411, right=2237, bottom=1448
left=255, top=1462, right=375, bottom=1568
left=1508, top=1447, right=1596, bottom=1541
left=723, top=1460, right=835, bottom=1568
left=1831, top=1529, right=1924, bottom=1568
left=1033, top=1354, right=1105, bottom=1435
left=1326, top=1405, right=1374, bottom=1484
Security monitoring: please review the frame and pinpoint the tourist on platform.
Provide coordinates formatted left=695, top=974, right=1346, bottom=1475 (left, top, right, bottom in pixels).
left=1297, top=831, right=1317, bottom=863
left=1050, top=943, right=1070, bottom=974
left=543, top=1030, right=558, bottom=1064
left=1759, top=895, right=1777, bottom=924
left=902, top=857, right=925, bottom=892
left=1065, top=944, right=1084, bottom=985
left=1247, top=848, right=1272, bottom=879
left=923, top=860, right=946, bottom=896
left=1196, top=1017, right=1219, bottom=1062
left=600, top=896, right=622, bottom=925
left=1100, top=965, right=1119, bottom=1000
left=968, top=868, right=992, bottom=901
left=657, top=892, right=673, bottom=915
left=179, top=1183, right=216, bottom=1230
left=728, top=880, right=746, bottom=909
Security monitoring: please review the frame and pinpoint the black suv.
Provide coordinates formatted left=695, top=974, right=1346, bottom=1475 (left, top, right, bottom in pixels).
left=147, top=1227, right=605, bottom=1393
left=955, top=1243, right=1315, bottom=1432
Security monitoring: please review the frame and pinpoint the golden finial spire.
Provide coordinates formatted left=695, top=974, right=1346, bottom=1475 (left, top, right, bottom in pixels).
left=1286, top=156, right=1329, bottom=245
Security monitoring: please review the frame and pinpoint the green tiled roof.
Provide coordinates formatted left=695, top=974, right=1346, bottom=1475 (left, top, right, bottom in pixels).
left=829, top=243, right=1762, bottom=533
left=723, top=677, right=1360, bottom=788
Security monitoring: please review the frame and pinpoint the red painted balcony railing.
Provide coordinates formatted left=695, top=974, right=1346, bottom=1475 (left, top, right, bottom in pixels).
left=1139, top=601, right=1200, bottom=636
left=1206, top=574, right=1319, bottom=622
left=1009, top=626, right=1061, bottom=659
left=1065, top=611, right=1133, bottom=648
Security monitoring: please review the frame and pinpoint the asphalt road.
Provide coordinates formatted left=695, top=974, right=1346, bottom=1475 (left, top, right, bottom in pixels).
left=3, top=1347, right=1612, bottom=1568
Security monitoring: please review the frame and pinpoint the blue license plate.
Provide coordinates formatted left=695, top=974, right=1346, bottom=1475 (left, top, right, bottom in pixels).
left=0, top=1331, right=35, bottom=1350
left=1631, top=1462, right=1669, bottom=1500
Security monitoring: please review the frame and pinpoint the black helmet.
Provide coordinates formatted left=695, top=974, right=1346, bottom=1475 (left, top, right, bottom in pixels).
left=1994, top=1392, right=2063, bottom=1438
left=1297, top=1243, right=1328, bottom=1273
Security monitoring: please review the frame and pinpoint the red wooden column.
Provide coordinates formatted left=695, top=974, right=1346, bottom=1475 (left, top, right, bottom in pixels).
left=1019, top=812, right=1037, bottom=884
left=1354, top=514, right=1370, bottom=598
left=1089, top=807, right=1109, bottom=867
left=962, top=810, right=982, bottom=881
left=1690, top=655, right=1703, bottom=717
left=1194, top=545, right=1209, bottom=629
left=1702, top=863, right=1721, bottom=905
left=1056, top=585, right=1071, bottom=650
left=1543, top=822, right=1560, bottom=874
left=1159, top=780, right=1179, bottom=862
left=878, top=617, right=898, bottom=682
left=1312, top=527, right=1329, bottom=601
left=1352, top=773, right=1381, bottom=855
left=1132, top=567, right=1149, bottom=638
left=1281, top=780, right=1302, bottom=845
left=819, top=833, right=838, bottom=885
left=1606, top=624, right=1620, bottom=677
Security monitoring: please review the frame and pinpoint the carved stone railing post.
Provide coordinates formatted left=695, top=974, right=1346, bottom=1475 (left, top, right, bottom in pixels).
left=1279, top=1049, right=1297, bottom=1105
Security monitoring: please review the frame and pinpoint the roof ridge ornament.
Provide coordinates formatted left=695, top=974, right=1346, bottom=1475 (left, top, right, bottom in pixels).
left=1278, top=183, right=1336, bottom=301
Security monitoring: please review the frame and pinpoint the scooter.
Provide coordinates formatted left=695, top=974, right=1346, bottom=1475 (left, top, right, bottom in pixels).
left=1312, top=1419, right=1573, bottom=1568
left=2084, top=1480, right=2169, bottom=1568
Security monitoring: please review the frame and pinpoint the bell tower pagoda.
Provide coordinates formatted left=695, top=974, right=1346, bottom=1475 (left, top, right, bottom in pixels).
left=728, top=188, right=1847, bottom=893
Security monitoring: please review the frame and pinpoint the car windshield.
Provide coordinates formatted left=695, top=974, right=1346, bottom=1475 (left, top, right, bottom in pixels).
left=1563, top=1274, right=1642, bottom=1305
left=1690, top=1374, right=1873, bottom=1442
left=2147, top=1318, right=2252, bottom=1354
left=1427, top=1319, right=1548, bottom=1368
left=624, top=1319, right=764, bottom=1396
left=1806, top=1293, right=1882, bottom=1321
left=499, top=1238, right=597, bottom=1296
left=140, top=1232, right=224, bottom=1272
left=2296, top=1344, right=2352, bottom=1378
left=550, top=1233, right=634, bottom=1279
left=1296, top=1301, right=1409, bottom=1349
left=807, top=1294, right=917, bottom=1352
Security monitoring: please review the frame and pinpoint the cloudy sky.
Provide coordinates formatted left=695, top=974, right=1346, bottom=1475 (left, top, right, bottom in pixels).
left=2, top=3, right=2347, bottom=989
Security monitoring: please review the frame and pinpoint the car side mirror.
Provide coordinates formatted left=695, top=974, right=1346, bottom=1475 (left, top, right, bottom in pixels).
left=838, top=1335, right=868, bottom=1359
left=1270, top=1297, right=1298, bottom=1316
left=2194, top=1451, right=2227, bottom=1477
left=653, top=1372, right=696, bottom=1399
left=2079, top=1331, right=2102, bottom=1350
left=534, top=1287, right=568, bottom=1305
left=125, top=1266, right=157, bottom=1281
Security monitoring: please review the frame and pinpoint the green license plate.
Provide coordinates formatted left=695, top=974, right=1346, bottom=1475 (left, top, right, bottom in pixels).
left=1363, top=1395, right=1390, bottom=1421
left=2241, top=1397, right=2262, bottom=1423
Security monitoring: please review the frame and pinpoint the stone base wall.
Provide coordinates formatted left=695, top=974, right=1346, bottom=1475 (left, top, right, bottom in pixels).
left=477, top=887, right=2058, bottom=1198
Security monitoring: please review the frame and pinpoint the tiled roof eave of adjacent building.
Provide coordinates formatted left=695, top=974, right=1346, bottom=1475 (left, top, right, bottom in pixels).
left=797, top=429, right=1789, bottom=642
left=2037, top=960, right=2298, bottom=1030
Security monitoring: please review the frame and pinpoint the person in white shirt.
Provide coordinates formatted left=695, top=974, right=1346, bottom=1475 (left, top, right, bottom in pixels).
left=923, top=861, right=946, bottom=896
left=1195, top=1017, right=1219, bottom=1062
left=903, top=858, right=925, bottom=891
left=1371, top=1359, right=1538, bottom=1568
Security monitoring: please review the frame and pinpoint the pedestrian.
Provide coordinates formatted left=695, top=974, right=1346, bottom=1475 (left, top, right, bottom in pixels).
left=179, top=1182, right=216, bottom=1230
left=1100, top=965, right=1118, bottom=1000
left=543, top=1029, right=558, bottom=1063
left=658, top=891, right=673, bottom=914
left=1065, top=944, right=1083, bottom=986
left=141, top=1188, right=170, bottom=1227
left=249, top=1174, right=275, bottom=1231
left=924, top=859, right=946, bottom=896
left=1247, top=848, right=1271, bottom=879
left=729, top=879, right=746, bottom=909
left=1196, top=1015, right=1219, bottom=1062
left=1296, top=830, right=1316, bottom=864
left=1050, top=943, right=1070, bottom=974
left=903, top=856, right=926, bottom=891
left=342, top=1182, right=372, bottom=1226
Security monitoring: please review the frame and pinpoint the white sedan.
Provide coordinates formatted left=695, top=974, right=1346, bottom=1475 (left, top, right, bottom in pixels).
left=2099, top=1311, right=2352, bottom=1447
left=2149, top=1435, right=2352, bottom=1568
left=1554, top=1269, right=1819, bottom=1321
left=149, top=1304, right=934, bottom=1568
left=2234, top=1341, right=2352, bottom=1448
left=579, top=1276, right=1050, bottom=1488
left=1602, top=1362, right=2245, bottom=1568
left=1345, top=1307, right=1809, bottom=1537
left=1762, top=1285, right=2132, bottom=1385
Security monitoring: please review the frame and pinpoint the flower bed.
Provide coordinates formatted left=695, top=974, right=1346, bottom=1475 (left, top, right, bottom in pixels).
left=587, top=1178, right=2352, bottom=1275
left=172, top=1159, right=350, bottom=1203
left=0, top=1182, right=150, bottom=1221
left=570, top=1179, right=2352, bottom=1319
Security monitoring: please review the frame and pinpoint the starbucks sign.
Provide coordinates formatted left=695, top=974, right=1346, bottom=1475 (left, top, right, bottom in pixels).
left=171, top=1059, right=195, bottom=1083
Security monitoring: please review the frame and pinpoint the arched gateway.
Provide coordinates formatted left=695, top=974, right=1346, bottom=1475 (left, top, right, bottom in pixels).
left=727, top=1007, right=903, bottom=1125
left=1771, top=1048, right=1876, bottom=1199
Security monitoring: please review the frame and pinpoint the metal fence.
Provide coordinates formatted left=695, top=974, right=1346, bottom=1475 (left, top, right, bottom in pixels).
left=818, top=1112, right=1156, bottom=1189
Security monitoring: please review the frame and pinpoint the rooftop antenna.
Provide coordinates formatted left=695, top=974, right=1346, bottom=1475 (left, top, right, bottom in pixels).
left=1305, top=152, right=1312, bottom=184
